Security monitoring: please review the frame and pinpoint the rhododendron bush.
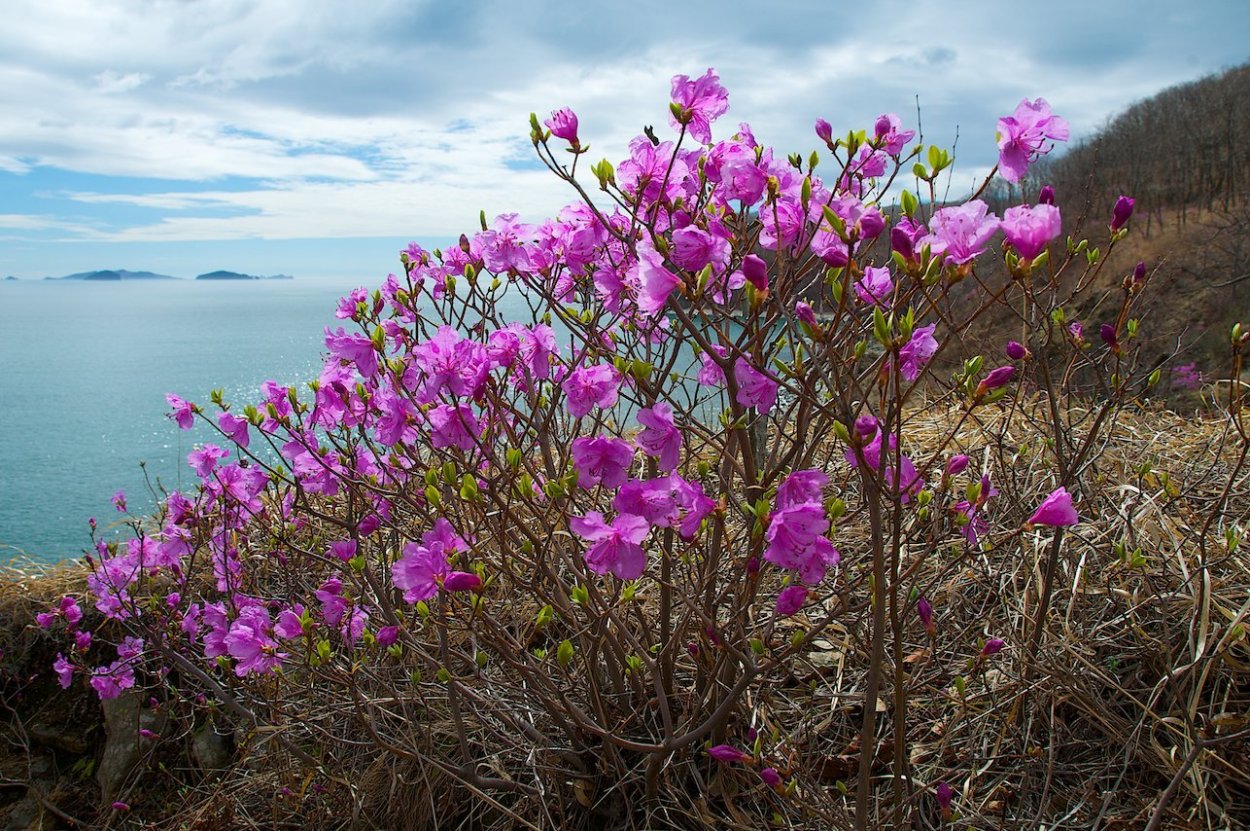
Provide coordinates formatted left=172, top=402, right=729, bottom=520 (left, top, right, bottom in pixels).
left=38, top=69, right=1248, bottom=829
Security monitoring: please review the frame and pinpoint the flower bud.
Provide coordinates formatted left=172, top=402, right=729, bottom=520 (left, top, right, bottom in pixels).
left=1110, top=195, right=1135, bottom=231
left=978, top=365, right=1016, bottom=393
left=980, top=637, right=1005, bottom=657
left=759, top=767, right=783, bottom=788
left=814, top=118, right=833, bottom=145
left=742, top=254, right=768, bottom=292
left=1100, top=323, right=1119, bottom=350
left=1005, top=340, right=1029, bottom=361
left=935, top=782, right=953, bottom=819
left=794, top=301, right=817, bottom=327
left=945, top=455, right=970, bottom=478
left=916, top=596, right=936, bottom=634
left=443, top=572, right=482, bottom=593
left=709, top=744, right=752, bottom=764
left=1038, top=185, right=1055, bottom=205
left=1132, top=260, right=1147, bottom=285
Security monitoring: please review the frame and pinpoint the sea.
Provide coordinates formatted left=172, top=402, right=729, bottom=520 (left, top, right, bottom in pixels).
left=0, top=276, right=379, bottom=564
left=0, top=276, right=723, bottom=565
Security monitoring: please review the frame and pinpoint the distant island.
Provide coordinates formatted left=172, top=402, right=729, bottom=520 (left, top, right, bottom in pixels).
left=196, top=270, right=294, bottom=281
left=46, top=269, right=178, bottom=281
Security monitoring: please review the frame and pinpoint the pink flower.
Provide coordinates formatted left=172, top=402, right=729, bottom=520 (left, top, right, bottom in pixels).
left=562, top=364, right=621, bottom=419
left=924, top=201, right=1000, bottom=265
left=274, top=608, right=305, bottom=639
left=218, top=412, right=250, bottom=448
left=54, top=654, right=74, bottom=688
left=671, top=226, right=729, bottom=272
left=765, top=503, right=839, bottom=584
left=669, top=68, right=729, bottom=145
left=111, top=490, right=127, bottom=513
left=427, top=403, right=481, bottom=452
left=165, top=393, right=196, bottom=430
left=1001, top=203, right=1061, bottom=261
left=996, top=97, right=1069, bottom=183
left=226, top=607, right=283, bottom=676
left=544, top=107, right=580, bottom=146
left=855, top=266, right=894, bottom=306
left=394, top=542, right=448, bottom=603
left=734, top=358, right=779, bottom=413
left=899, top=324, right=938, bottom=382
left=707, top=744, right=751, bottom=764
left=569, top=511, right=650, bottom=580
left=891, top=216, right=927, bottom=263
left=698, top=344, right=728, bottom=386
left=635, top=403, right=682, bottom=472
left=571, top=436, right=634, bottom=489
left=613, top=478, right=680, bottom=528
left=633, top=242, right=682, bottom=315
left=775, top=585, right=808, bottom=617
left=327, top=539, right=357, bottom=562
left=673, top=476, right=715, bottom=540
left=324, top=326, right=378, bottom=378
left=1028, top=487, right=1079, bottom=527
left=874, top=112, right=915, bottom=155
left=188, top=444, right=228, bottom=479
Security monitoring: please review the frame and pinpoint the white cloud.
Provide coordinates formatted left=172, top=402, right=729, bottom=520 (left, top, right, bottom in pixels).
left=0, top=0, right=1246, bottom=255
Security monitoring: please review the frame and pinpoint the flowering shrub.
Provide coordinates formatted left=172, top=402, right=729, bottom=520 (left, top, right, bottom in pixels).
left=37, top=69, right=1250, bottom=828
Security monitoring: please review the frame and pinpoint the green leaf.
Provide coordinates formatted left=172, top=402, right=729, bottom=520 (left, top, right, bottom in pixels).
left=557, top=639, right=574, bottom=669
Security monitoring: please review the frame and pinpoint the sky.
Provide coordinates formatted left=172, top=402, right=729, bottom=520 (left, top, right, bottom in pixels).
left=1, top=0, right=1247, bottom=282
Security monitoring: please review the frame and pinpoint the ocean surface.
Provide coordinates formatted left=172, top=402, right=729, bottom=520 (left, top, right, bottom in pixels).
left=0, top=277, right=375, bottom=564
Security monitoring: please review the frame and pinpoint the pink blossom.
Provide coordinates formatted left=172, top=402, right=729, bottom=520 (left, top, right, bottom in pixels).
left=891, top=216, right=927, bottom=262
left=954, top=501, right=989, bottom=545
left=54, top=654, right=74, bottom=688
left=765, top=503, right=839, bottom=584
left=569, top=511, right=650, bottom=580
left=427, top=403, right=481, bottom=452
left=669, top=68, right=729, bottom=145
left=225, top=606, right=283, bottom=676
left=613, top=478, right=680, bottom=528
left=393, top=542, right=448, bottom=603
left=562, top=364, right=621, bottom=419
left=996, top=98, right=1069, bottom=183
left=188, top=444, right=228, bottom=479
left=874, top=112, right=915, bottom=155
left=327, top=539, right=357, bottom=562
left=924, top=201, right=1000, bottom=265
left=671, top=225, right=729, bottom=273
left=734, top=358, right=778, bottom=413
left=633, top=242, right=682, bottom=315
left=855, top=266, right=894, bottom=306
left=698, top=344, right=728, bottom=386
left=775, top=585, right=808, bottom=617
left=572, top=436, right=634, bottom=489
left=324, top=326, right=378, bottom=378
left=1028, top=487, right=1079, bottom=527
left=218, top=412, right=250, bottom=448
left=635, top=403, right=682, bottom=472
left=544, top=107, right=579, bottom=146
left=274, top=608, right=305, bottom=639
left=165, top=393, right=195, bottom=430
left=673, top=476, right=715, bottom=540
left=899, top=324, right=939, bottom=382
left=1001, top=203, right=1061, bottom=260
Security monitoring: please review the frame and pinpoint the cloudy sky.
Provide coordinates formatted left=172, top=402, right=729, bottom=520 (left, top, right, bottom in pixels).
left=1, top=0, right=1246, bottom=281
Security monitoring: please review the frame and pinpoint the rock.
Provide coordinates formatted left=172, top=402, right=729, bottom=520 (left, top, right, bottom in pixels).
left=190, top=724, right=233, bottom=773
left=2, top=794, right=48, bottom=831
left=27, top=723, right=88, bottom=755
left=95, top=693, right=166, bottom=804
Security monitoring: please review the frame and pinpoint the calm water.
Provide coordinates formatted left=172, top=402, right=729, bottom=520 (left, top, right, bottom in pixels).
left=0, top=277, right=722, bottom=564
left=0, top=278, right=365, bottom=563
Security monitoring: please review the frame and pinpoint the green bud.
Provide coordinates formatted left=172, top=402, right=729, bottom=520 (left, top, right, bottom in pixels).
left=424, top=485, right=442, bottom=507
left=900, top=189, right=918, bottom=217
left=557, top=639, right=574, bottom=668
left=750, top=638, right=765, bottom=656
left=436, top=667, right=451, bottom=684
left=475, top=651, right=489, bottom=669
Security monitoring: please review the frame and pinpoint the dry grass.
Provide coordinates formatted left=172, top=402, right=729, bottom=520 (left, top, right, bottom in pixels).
left=2, top=401, right=1248, bottom=830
